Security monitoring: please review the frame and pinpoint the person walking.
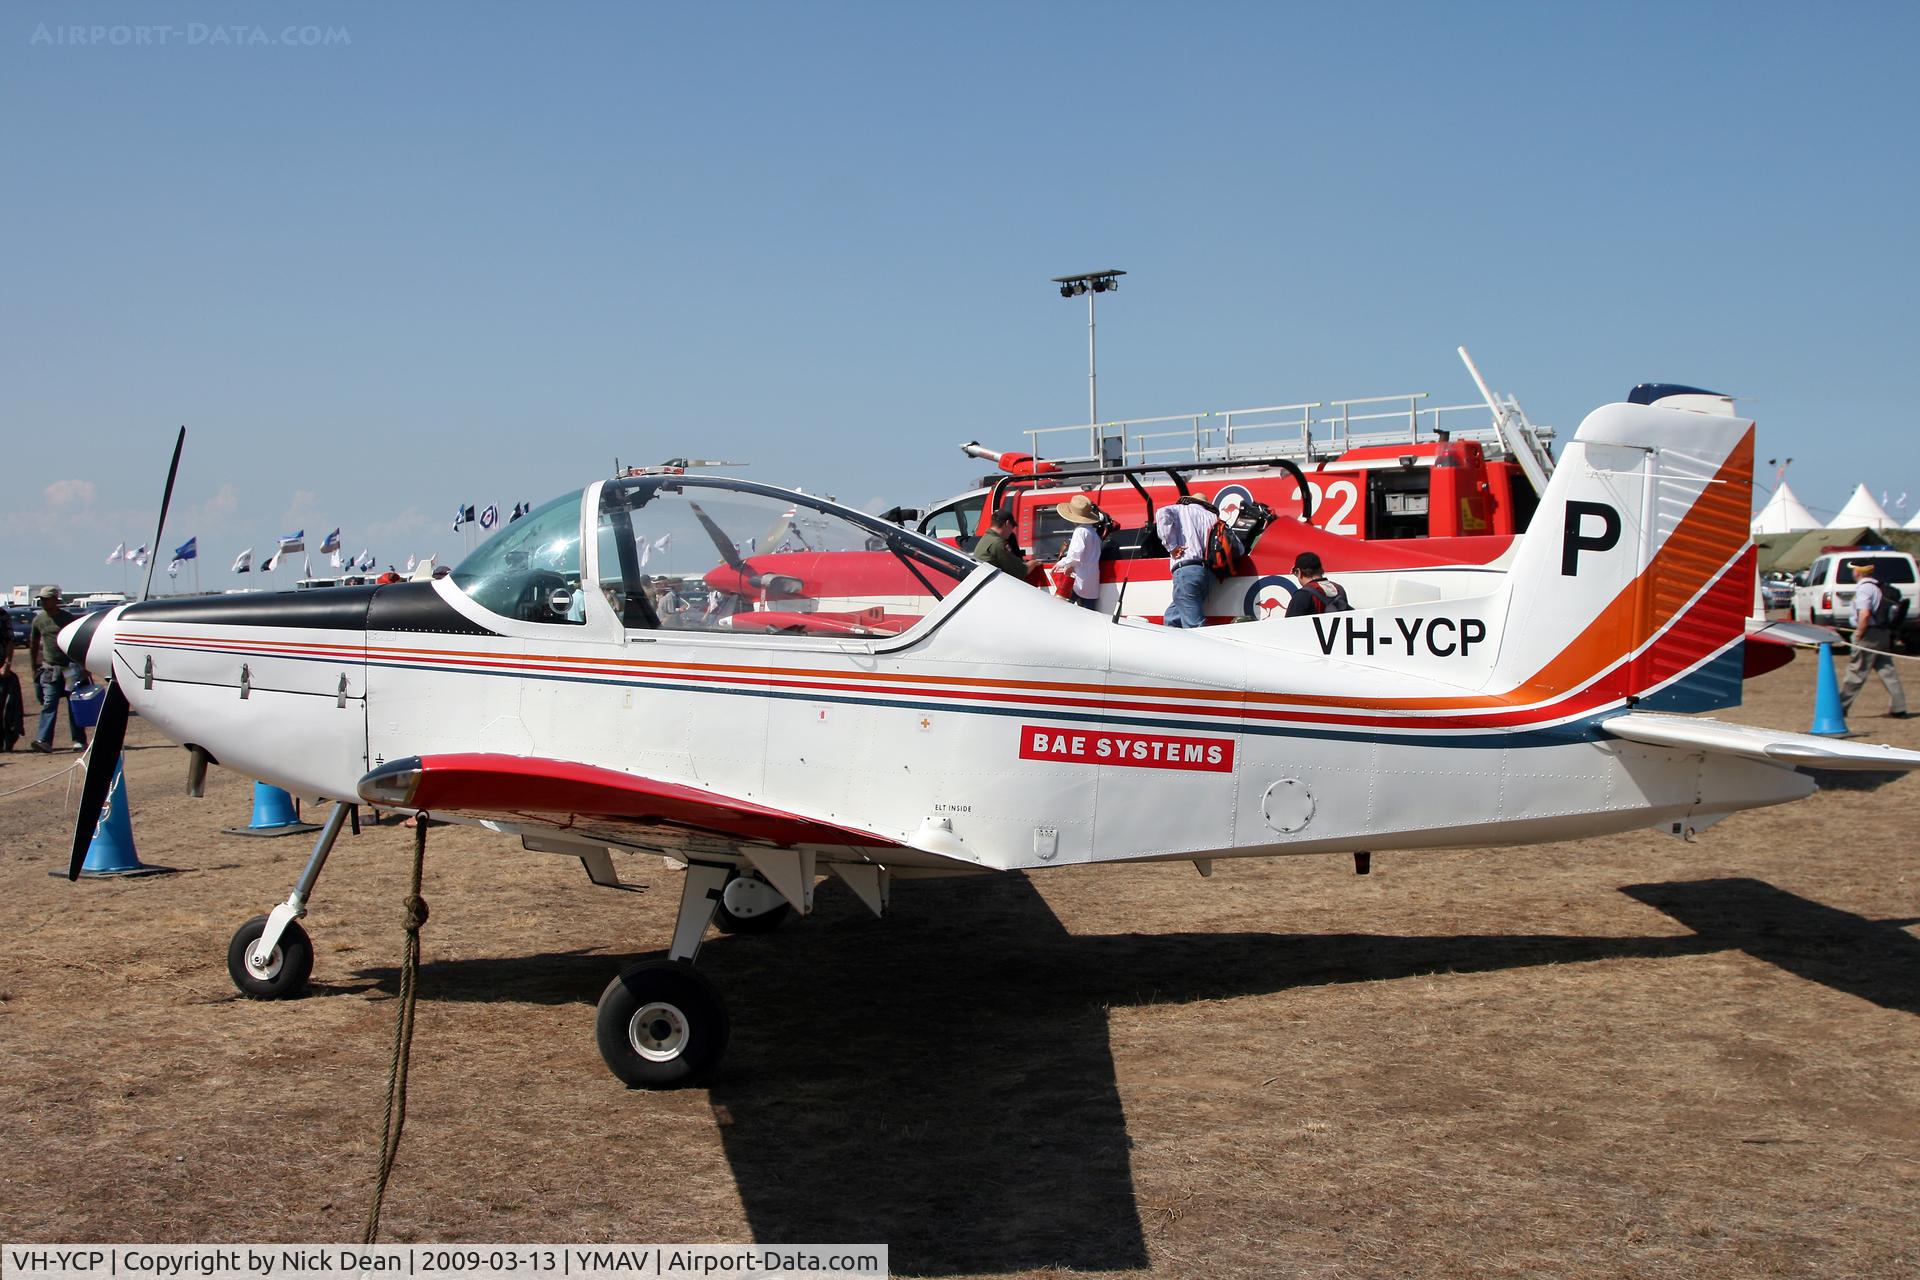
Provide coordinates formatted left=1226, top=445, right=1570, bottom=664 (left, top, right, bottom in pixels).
left=1053, top=495, right=1106, bottom=611
left=1154, top=497, right=1219, bottom=628
left=28, top=585, right=89, bottom=752
left=1839, top=560, right=1909, bottom=718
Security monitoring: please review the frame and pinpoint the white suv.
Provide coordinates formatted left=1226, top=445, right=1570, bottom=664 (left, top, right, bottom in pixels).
left=1791, top=549, right=1917, bottom=645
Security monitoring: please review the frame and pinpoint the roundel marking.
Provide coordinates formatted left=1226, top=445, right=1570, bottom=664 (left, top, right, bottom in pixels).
left=1243, top=574, right=1298, bottom=620
left=1212, top=484, right=1255, bottom=525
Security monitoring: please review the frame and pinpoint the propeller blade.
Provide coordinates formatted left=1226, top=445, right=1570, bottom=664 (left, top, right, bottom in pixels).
left=67, top=682, right=131, bottom=880
left=139, top=427, right=186, bottom=602
left=69, top=426, right=183, bottom=878
left=686, top=501, right=762, bottom=585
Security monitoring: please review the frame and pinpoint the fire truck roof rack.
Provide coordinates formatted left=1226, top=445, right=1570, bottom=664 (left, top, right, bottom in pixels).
left=1018, top=389, right=1554, bottom=472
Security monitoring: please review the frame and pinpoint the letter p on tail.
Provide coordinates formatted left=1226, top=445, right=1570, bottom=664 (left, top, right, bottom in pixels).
left=1488, top=395, right=1755, bottom=713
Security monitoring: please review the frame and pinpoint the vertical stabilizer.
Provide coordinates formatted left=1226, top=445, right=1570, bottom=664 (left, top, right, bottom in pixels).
left=1487, top=402, right=1754, bottom=712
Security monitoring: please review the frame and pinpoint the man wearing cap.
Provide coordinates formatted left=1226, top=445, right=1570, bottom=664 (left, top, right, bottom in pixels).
left=1839, top=561, right=1908, bottom=718
left=971, top=507, right=1030, bottom=579
left=1053, top=494, right=1106, bottom=610
left=27, top=586, right=89, bottom=753
left=1284, top=552, right=1351, bottom=617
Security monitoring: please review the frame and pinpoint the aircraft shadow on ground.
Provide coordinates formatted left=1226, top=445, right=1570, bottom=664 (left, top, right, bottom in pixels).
left=1622, top=877, right=1920, bottom=1017
left=1800, top=766, right=1911, bottom=793
left=347, top=875, right=1919, bottom=1274
left=354, top=874, right=1727, bottom=1275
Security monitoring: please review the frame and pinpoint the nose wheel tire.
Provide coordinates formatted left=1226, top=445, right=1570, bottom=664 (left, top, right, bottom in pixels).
left=595, top=960, right=729, bottom=1088
left=226, top=914, right=314, bottom=999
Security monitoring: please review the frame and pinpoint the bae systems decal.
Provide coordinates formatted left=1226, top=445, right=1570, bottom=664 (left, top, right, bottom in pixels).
left=1020, top=725, right=1234, bottom=772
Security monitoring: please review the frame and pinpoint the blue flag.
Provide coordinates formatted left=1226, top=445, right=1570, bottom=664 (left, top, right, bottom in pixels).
left=172, top=536, right=198, bottom=561
left=320, top=528, right=341, bottom=554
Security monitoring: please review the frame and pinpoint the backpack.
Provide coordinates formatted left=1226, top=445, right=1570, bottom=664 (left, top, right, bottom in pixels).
left=1866, top=579, right=1909, bottom=629
left=1293, top=580, right=1353, bottom=614
left=1202, top=518, right=1241, bottom=579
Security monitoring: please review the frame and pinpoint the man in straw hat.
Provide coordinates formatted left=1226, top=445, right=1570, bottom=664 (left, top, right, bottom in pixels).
left=1053, top=494, right=1107, bottom=610
left=1839, top=559, right=1908, bottom=718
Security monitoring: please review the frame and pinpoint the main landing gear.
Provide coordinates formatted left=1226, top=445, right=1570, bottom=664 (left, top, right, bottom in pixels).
left=595, top=856, right=890, bottom=1087
left=596, top=861, right=734, bottom=1088
left=225, top=800, right=350, bottom=1000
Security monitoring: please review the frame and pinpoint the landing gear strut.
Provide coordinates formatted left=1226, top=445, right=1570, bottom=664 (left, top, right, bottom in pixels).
left=225, top=800, right=350, bottom=999
left=596, top=861, right=733, bottom=1087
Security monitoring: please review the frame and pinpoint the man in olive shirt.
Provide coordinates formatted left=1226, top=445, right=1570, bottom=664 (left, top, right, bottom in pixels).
left=28, top=585, right=88, bottom=753
left=971, top=507, right=1031, bottom=579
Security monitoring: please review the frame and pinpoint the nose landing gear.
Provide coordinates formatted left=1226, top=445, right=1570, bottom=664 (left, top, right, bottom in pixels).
left=224, top=800, right=350, bottom=1000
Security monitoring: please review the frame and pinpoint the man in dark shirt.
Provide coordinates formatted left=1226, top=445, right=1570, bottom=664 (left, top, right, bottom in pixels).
left=0, top=606, right=21, bottom=751
left=971, top=508, right=1031, bottom=579
left=1284, top=552, right=1351, bottom=617
left=28, top=586, right=88, bottom=753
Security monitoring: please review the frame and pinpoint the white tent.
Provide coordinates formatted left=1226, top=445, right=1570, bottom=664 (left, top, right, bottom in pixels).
left=1906, top=507, right=1920, bottom=531
left=1832, top=483, right=1895, bottom=530
left=1751, top=482, right=1820, bottom=534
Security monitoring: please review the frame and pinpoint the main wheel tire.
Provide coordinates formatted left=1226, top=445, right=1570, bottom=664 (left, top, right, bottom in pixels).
left=595, top=960, right=729, bottom=1088
left=712, top=872, right=792, bottom=935
left=226, top=914, right=314, bottom=999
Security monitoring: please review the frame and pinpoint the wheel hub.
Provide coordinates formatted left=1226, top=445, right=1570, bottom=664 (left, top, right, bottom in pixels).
left=247, top=942, right=283, bottom=980
left=628, top=1001, right=689, bottom=1062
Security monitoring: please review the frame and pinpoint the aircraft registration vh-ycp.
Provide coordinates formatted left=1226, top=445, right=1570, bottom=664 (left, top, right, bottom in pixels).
left=60, top=396, right=1920, bottom=1087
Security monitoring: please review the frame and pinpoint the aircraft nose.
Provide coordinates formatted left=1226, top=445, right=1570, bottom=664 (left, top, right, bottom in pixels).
left=60, top=607, right=118, bottom=682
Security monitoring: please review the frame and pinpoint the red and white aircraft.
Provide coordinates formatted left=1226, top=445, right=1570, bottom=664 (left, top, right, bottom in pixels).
left=62, top=397, right=1920, bottom=1087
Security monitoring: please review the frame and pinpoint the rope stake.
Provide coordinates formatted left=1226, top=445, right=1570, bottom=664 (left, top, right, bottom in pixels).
left=363, top=815, right=429, bottom=1244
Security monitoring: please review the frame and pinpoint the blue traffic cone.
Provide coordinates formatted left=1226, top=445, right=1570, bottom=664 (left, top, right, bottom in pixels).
left=1810, top=641, right=1850, bottom=737
left=72, top=760, right=171, bottom=878
left=249, top=783, right=301, bottom=829
left=224, top=782, right=321, bottom=838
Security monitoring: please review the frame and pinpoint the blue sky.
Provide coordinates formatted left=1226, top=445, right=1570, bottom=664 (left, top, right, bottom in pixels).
left=5, top=1, right=1917, bottom=590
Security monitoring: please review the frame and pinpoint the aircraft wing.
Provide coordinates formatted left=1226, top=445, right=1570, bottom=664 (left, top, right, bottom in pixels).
left=1601, top=713, right=1920, bottom=772
left=358, top=753, right=905, bottom=849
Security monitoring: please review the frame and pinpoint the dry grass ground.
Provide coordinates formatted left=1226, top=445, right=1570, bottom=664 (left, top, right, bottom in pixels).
left=1, top=647, right=1916, bottom=1278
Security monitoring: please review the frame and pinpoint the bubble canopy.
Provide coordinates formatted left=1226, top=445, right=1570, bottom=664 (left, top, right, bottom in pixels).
left=449, top=477, right=979, bottom=634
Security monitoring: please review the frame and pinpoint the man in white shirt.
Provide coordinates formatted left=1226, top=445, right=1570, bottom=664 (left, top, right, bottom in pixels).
left=1053, top=495, right=1105, bottom=611
left=1839, top=560, right=1908, bottom=717
left=1153, top=497, right=1219, bottom=628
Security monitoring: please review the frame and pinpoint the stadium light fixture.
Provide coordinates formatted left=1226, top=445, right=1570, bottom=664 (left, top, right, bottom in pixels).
left=1050, top=270, right=1126, bottom=425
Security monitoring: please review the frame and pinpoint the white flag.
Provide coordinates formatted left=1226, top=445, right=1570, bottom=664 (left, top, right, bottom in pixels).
left=232, top=548, right=253, bottom=574
left=404, top=554, right=417, bottom=574
left=129, top=545, right=150, bottom=566
left=355, top=549, right=375, bottom=572
left=106, top=542, right=126, bottom=564
left=167, top=558, right=182, bottom=578
left=329, top=549, right=343, bottom=570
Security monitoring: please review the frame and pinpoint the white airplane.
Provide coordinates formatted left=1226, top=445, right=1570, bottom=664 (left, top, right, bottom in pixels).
left=61, top=397, right=1920, bottom=1087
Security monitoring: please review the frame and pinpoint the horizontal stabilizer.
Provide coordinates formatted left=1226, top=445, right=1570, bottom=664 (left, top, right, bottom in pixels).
left=1602, top=713, right=1920, bottom=772
left=1747, top=619, right=1844, bottom=648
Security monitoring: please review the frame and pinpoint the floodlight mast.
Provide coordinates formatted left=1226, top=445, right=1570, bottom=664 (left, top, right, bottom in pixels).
left=1052, top=270, right=1125, bottom=427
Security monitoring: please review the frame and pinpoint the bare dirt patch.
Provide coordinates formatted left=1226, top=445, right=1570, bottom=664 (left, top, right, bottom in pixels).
left=2, top=649, right=1916, bottom=1278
